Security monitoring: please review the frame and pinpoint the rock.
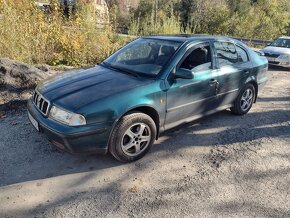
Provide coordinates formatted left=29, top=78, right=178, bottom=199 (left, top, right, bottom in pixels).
left=35, top=65, right=50, bottom=72
left=0, top=58, right=47, bottom=90
left=0, top=58, right=56, bottom=112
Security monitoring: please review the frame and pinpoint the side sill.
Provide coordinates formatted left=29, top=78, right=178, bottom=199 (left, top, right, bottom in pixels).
left=163, top=104, right=233, bottom=131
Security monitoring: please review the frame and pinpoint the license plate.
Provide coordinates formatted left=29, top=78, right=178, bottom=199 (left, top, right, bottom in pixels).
left=267, top=57, right=275, bottom=62
left=28, top=112, right=39, bottom=132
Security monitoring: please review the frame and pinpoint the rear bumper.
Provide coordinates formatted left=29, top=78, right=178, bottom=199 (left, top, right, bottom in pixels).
left=258, top=78, right=268, bottom=93
left=27, top=99, right=111, bottom=154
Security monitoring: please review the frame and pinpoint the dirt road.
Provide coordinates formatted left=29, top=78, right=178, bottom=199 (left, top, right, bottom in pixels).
left=0, top=68, right=290, bottom=217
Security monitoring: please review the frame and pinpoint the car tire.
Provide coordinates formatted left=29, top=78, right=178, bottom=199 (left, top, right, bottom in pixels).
left=231, top=83, right=256, bottom=115
left=109, top=112, right=157, bottom=162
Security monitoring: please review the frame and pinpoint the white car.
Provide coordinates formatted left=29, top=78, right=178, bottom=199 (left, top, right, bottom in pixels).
left=260, top=36, right=290, bottom=68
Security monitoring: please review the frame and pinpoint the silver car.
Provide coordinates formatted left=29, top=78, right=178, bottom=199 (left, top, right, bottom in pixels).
left=260, top=36, right=290, bottom=68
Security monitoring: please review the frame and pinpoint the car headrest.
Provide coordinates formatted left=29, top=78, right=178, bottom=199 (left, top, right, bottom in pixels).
left=187, top=48, right=207, bottom=63
left=161, top=46, right=175, bottom=56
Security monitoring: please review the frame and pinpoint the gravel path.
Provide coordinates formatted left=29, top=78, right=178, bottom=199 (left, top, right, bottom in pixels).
left=0, top=68, right=290, bottom=218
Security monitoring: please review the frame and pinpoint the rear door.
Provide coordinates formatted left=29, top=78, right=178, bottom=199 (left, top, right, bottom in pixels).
left=213, top=41, right=252, bottom=107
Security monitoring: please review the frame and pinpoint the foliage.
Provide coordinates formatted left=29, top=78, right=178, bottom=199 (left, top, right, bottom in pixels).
left=128, top=0, right=183, bottom=35
left=0, top=0, right=289, bottom=67
left=128, top=0, right=290, bottom=40
left=228, top=0, right=290, bottom=39
left=0, top=0, right=129, bottom=66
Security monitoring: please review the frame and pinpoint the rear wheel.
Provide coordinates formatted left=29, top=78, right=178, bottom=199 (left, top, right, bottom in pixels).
left=109, top=112, right=156, bottom=162
left=231, top=83, right=256, bottom=115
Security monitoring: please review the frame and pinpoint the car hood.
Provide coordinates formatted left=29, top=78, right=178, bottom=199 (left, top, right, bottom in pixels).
left=37, top=65, right=152, bottom=111
left=261, top=46, right=290, bottom=55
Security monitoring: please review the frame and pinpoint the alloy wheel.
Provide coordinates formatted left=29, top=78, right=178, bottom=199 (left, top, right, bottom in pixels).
left=121, top=123, right=151, bottom=157
left=240, top=88, right=253, bottom=111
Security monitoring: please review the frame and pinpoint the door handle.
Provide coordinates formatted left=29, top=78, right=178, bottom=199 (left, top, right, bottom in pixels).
left=209, top=79, right=218, bottom=86
left=243, top=69, right=250, bottom=74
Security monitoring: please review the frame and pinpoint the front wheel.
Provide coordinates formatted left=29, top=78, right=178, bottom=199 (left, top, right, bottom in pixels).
left=109, top=112, right=156, bottom=162
left=231, top=84, right=256, bottom=115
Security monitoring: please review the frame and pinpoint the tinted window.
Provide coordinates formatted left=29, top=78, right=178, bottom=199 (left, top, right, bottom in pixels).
left=236, top=46, right=249, bottom=63
left=180, top=45, right=212, bottom=72
left=214, top=42, right=238, bottom=66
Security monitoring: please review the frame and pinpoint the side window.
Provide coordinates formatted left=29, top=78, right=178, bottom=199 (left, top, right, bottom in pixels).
left=214, top=42, right=238, bottom=66
left=179, top=45, right=212, bottom=72
left=236, top=46, right=249, bottom=63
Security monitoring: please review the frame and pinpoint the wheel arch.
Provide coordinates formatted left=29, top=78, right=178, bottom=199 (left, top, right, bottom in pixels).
left=247, top=80, right=258, bottom=103
left=108, top=105, right=161, bottom=148
left=125, top=106, right=160, bottom=140
left=244, top=76, right=258, bottom=103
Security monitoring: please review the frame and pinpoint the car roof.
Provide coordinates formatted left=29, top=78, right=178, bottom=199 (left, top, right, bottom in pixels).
left=279, top=36, right=290, bottom=39
left=143, top=34, right=235, bottom=43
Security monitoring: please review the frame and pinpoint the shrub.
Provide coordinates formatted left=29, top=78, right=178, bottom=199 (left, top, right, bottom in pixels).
left=0, top=0, right=129, bottom=66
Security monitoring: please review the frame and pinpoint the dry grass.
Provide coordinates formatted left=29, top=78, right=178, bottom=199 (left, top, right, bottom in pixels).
left=128, top=15, right=183, bottom=36
left=0, top=0, right=129, bottom=66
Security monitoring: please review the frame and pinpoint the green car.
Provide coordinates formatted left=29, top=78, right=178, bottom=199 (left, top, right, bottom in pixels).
left=27, top=35, right=268, bottom=162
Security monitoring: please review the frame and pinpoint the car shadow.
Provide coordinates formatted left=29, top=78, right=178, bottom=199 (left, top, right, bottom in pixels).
left=1, top=103, right=290, bottom=187
left=154, top=108, right=290, bottom=150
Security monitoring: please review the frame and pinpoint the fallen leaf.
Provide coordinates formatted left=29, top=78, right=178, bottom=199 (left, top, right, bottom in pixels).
left=0, top=111, right=6, bottom=119
left=128, top=185, right=138, bottom=193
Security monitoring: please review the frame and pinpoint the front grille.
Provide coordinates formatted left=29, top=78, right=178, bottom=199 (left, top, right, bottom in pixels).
left=264, top=52, right=280, bottom=58
left=269, top=61, right=280, bottom=64
left=33, top=91, right=50, bottom=116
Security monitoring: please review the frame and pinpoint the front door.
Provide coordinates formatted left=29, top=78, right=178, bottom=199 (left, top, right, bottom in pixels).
left=165, top=42, right=218, bottom=129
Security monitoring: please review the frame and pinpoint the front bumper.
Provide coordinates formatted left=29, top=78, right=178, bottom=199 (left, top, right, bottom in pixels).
left=266, top=58, right=290, bottom=68
left=27, top=99, right=112, bottom=154
left=268, top=62, right=290, bottom=68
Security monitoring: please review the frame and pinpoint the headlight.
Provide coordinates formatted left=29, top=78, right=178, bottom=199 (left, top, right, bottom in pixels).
left=49, top=106, right=86, bottom=126
left=278, top=54, right=290, bottom=60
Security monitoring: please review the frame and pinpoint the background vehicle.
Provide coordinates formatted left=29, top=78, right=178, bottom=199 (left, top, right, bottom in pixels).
left=28, top=35, right=268, bottom=162
left=260, top=36, right=290, bottom=69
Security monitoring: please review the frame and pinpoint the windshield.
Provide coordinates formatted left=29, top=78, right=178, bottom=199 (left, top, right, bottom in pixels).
left=102, top=38, right=182, bottom=77
left=270, top=38, right=290, bottom=48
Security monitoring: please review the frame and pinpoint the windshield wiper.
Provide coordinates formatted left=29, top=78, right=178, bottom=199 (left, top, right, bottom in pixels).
left=100, top=61, right=113, bottom=69
left=100, top=62, right=140, bottom=78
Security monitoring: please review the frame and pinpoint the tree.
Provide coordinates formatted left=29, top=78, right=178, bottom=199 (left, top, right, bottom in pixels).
left=229, top=0, right=290, bottom=39
left=128, top=0, right=290, bottom=39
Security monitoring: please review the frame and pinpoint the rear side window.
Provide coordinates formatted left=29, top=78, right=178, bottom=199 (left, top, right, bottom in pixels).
left=214, top=41, right=238, bottom=66
left=236, top=46, right=249, bottom=63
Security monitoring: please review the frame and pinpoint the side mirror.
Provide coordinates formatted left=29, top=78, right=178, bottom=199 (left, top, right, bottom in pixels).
left=175, top=68, right=194, bottom=79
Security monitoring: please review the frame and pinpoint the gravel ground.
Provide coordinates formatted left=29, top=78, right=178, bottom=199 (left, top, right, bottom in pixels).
left=0, top=67, right=290, bottom=218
